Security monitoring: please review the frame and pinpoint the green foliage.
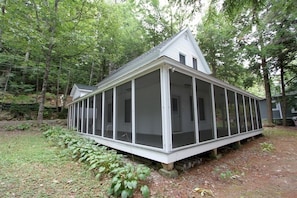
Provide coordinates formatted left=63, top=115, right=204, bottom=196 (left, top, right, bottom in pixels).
left=5, top=123, right=31, bottom=131
left=43, top=127, right=151, bottom=197
left=213, top=166, right=243, bottom=181
left=109, top=164, right=151, bottom=198
left=260, top=142, right=274, bottom=152
left=220, top=170, right=233, bottom=180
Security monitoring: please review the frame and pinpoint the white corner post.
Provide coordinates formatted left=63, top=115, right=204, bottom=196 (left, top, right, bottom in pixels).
left=160, top=64, right=172, bottom=153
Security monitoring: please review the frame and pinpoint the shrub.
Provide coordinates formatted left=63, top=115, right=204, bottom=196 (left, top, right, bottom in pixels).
left=43, top=127, right=151, bottom=197
left=108, top=164, right=150, bottom=198
left=5, top=123, right=31, bottom=131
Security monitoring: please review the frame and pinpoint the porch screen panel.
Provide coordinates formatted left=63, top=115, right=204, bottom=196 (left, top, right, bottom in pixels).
left=214, top=85, right=228, bottom=138
left=170, top=71, right=195, bottom=148
left=83, top=100, right=87, bottom=133
left=78, top=101, right=82, bottom=132
left=104, top=89, right=113, bottom=138
left=251, top=98, right=257, bottom=130
left=245, top=96, right=252, bottom=131
left=73, top=103, right=78, bottom=130
left=196, top=79, right=214, bottom=142
left=95, top=93, right=102, bottom=136
left=88, top=97, right=94, bottom=134
left=227, top=90, right=238, bottom=135
left=116, top=82, right=132, bottom=142
left=256, top=100, right=262, bottom=128
left=135, top=70, right=162, bottom=148
left=237, top=94, right=246, bottom=132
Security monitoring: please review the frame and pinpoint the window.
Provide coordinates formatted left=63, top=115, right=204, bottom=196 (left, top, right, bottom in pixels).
left=125, top=99, right=131, bottom=123
left=198, top=97, right=205, bottom=121
left=190, top=96, right=194, bottom=121
left=107, top=103, right=113, bottom=123
left=179, top=53, right=186, bottom=65
left=271, top=100, right=278, bottom=110
left=193, top=57, right=197, bottom=70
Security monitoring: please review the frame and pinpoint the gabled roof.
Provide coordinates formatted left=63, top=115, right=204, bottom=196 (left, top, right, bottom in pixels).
left=75, top=84, right=97, bottom=91
left=70, top=84, right=97, bottom=100
left=96, top=28, right=211, bottom=87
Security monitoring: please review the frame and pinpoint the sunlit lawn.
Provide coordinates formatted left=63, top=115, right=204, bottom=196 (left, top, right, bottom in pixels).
left=0, top=130, right=109, bottom=198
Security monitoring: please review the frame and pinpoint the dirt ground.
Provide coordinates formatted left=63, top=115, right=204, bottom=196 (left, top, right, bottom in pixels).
left=1, top=121, right=296, bottom=198
left=146, top=126, right=297, bottom=198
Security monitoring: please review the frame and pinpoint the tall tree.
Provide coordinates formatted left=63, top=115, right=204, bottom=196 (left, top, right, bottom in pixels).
left=196, top=6, right=254, bottom=88
left=2, top=0, right=95, bottom=123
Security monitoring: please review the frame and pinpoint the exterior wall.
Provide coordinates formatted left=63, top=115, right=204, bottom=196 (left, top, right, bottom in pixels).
left=161, top=33, right=207, bottom=73
left=260, top=96, right=297, bottom=121
left=68, top=57, right=263, bottom=164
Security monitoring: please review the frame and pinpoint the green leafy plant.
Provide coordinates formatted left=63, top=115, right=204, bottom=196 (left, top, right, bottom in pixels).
left=260, top=142, right=274, bottom=152
left=43, top=127, right=151, bottom=197
left=16, top=123, right=31, bottom=130
left=4, top=125, right=16, bottom=131
left=5, top=123, right=31, bottom=131
left=108, top=164, right=150, bottom=198
left=220, top=170, right=233, bottom=179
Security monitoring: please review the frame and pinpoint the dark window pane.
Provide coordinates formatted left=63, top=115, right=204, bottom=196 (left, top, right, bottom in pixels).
left=125, top=99, right=131, bottom=123
left=193, top=58, right=197, bottom=70
left=179, top=54, right=186, bottom=64
left=198, top=97, right=205, bottom=121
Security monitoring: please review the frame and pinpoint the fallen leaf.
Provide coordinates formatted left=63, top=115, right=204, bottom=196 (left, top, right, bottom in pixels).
left=194, top=187, right=214, bottom=197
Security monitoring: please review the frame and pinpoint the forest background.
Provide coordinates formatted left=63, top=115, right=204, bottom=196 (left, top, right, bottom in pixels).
left=0, top=0, right=296, bottom=125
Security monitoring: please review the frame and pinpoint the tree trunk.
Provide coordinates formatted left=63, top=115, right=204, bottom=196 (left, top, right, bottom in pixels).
left=89, top=61, right=94, bottom=85
left=62, top=70, right=71, bottom=110
left=56, top=59, right=62, bottom=112
left=37, top=45, right=53, bottom=125
left=262, top=57, right=273, bottom=126
left=37, top=0, right=59, bottom=125
left=280, top=65, right=287, bottom=126
left=4, top=65, right=12, bottom=92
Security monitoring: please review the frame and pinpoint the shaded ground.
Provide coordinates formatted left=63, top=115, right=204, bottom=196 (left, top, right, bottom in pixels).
left=0, top=121, right=296, bottom=197
left=146, top=127, right=297, bottom=198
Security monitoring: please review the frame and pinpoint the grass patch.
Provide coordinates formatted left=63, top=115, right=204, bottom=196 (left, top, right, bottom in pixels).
left=263, top=127, right=297, bottom=137
left=0, top=129, right=109, bottom=197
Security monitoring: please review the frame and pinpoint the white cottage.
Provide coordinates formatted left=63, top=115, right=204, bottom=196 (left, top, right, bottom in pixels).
left=68, top=28, right=263, bottom=168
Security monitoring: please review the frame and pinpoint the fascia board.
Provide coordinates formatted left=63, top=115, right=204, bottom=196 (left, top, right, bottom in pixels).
left=163, top=57, right=262, bottom=100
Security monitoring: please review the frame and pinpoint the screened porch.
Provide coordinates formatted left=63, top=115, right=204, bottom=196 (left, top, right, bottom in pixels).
left=68, top=57, right=263, bottom=164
